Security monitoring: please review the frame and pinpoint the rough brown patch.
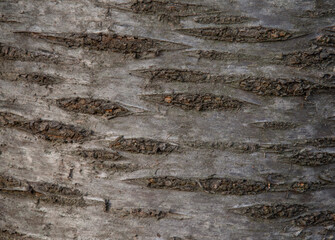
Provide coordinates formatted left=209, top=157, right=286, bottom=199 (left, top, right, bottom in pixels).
left=288, top=181, right=326, bottom=193
left=0, top=175, right=86, bottom=207
left=194, top=15, right=251, bottom=25
left=287, top=150, right=335, bottom=167
left=0, top=174, right=26, bottom=189
left=127, top=176, right=330, bottom=194
left=281, top=47, right=335, bottom=70
left=143, top=93, right=243, bottom=111
left=193, top=50, right=261, bottom=62
left=56, top=97, right=130, bottom=119
left=129, top=0, right=215, bottom=16
left=321, top=73, right=335, bottom=85
left=133, top=176, right=268, bottom=195
left=239, top=77, right=328, bottom=97
left=0, top=112, right=92, bottom=143
left=187, top=137, right=335, bottom=154
left=16, top=32, right=188, bottom=59
left=127, top=0, right=218, bottom=24
left=29, top=182, right=86, bottom=207
left=110, top=136, right=177, bottom=154
left=258, top=144, right=290, bottom=153
left=92, top=162, right=139, bottom=173
left=178, top=26, right=293, bottom=42
left=30, top=182, right=82, bottom=196
left=0, top=16, right=20, bottom=23
left=314, top=33, right=335, bottom=48
left=300, top=9, right=335, bottom=18
left=294, top=211, right=335, bottom=227
left=38, top=195, right=86, bottom=207
left=250, top=121, right=297, bottom=130
left=110, top=207, right=170, bottom=220
left=319, top=168, right=335, bottom=183
left=77, top=149, right=123, bottom=161
left=324, top=26, right=335, bottom=33
left=138, top=69, right=329, bottom=97
left=0, top=72, right=62, bottom=86
left=186, top=141, right=261, bottom=153
left=169, top=237, right=195, bottom=240
left=261, top=175, right=327, bottom=194
left=234, top=204, right=307, bottom=219
left=300, top=137, right=335, bottom=148
left=136, top=68, right=227, bottom=83
left=0, top=43, right=64, bottom=64
left=0, top=230, right=36, bottom=240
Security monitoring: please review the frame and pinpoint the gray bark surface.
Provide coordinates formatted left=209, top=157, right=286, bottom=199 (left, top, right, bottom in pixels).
left=0, top=0, right=335, bottom=239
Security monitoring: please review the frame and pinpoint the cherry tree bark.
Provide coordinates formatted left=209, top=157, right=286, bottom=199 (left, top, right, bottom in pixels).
left=0, top=0, right=335, bottom=239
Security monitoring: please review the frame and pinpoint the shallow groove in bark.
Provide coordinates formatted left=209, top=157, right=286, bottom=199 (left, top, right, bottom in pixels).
left=0, top=112, right=92, bottom=143
left=110, top=136, right=178, bottom=154
left=56, top=97, right=130, bottom=119
left=15, top=32, right=189, bottom=59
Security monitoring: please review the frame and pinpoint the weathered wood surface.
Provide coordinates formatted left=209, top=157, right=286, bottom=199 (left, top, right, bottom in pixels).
left=0, top=0, right=335, bottom=239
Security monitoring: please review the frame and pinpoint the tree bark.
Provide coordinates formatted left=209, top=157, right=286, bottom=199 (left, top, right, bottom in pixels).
left=0, top=0, right=335, bottom=239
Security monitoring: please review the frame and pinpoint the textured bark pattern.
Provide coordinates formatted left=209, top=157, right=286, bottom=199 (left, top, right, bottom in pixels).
left=1, top=0, right=335, bottom=239
left=56, top=97, right=130, bottom=119
left=232, top=204, right=308, bottom=219
left=178, top=26, right=294, bottom=42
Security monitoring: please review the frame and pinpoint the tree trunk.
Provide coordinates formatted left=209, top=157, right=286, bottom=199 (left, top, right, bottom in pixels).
left=1, top=0, right=335, bottom=239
